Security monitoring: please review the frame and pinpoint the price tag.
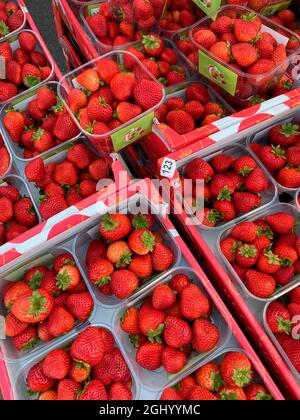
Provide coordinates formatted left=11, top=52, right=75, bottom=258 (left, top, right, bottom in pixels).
left=0, top=56, right=6, bottom=80
left=160, top=158, right=177, bottom=179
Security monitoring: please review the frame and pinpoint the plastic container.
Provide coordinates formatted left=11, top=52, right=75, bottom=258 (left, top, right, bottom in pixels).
left=58, top=50, right=166, bottom=154
left=12, top=323, right=139, bottom=400
left=263, top=289, right=300, bottom=382
left=0, top=81, right=81, bottom=163
left=218, top=202, right=300, bottom=302
left=0, top=0, right=26, bottom=42
left=175, top=143, right=277, bottom=231
left=0, top=30, right=55, bottom=105
left=247, top=115, right=300, bottom=197
left=0, top=245, right=96, bottom=363
left=73, top=206, right=181, bottom=308
left=114, top=266, right=231, bottom=391
left=189, top=6, right=300, bottom=101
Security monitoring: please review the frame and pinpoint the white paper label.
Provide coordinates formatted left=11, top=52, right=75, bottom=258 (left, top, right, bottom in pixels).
left=261, top=24, right=289, bottom=47
left=0, top=56, right=6, bottom=80
left=160, top=158, right=177, bottom=179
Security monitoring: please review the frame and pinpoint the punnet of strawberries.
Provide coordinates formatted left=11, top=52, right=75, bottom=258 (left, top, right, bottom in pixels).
left=0, top=180, right=38, bottom=245
left=25, top=326, right=134, bottom=400
left=3, top=85, right=80, bottom=160
left=155, top=82, right=230, bottom=134
left=84, top=0, right=165, bottom=50
left=190, top=7, right=299, bottom=99
left=161, top=351, right=273, bottom=400
left=24, top=141, right=112, bottom=220
left=85, top=213, right=175, bottom=300
left=0, top=31, right=53, bottom=103
left=122, top=34, right=189, bottom=89
left=159, top=0, right=204, bottom=32
left=182, top=148, right=271, bottom=227
left=61, top=53, right=164, bottom=137
left=121, top=274, right=221, bottom=375
left=220, top=211, right=299, bottom=299
left=4, top=252, right=94, bottom=353
left=250, top=121, right=300, bottom=189
left=0, top=0, right=24, bottom=38
left=266, top=286, right=300, bottom=374
left=0, top=134, right=10, bottom=176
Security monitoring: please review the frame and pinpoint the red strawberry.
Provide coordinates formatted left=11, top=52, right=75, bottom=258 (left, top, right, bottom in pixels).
left=245, top=384, right=272, bottom=401
left=192, top=319, right=219, bottom=353
left=57, top=379, right=81, bottom=400
left=280, top=336, right=300, bottom=372
left=213, top=199, right=237, bottom=222
left=233, top=192, right=261, bottom=213
left=56, top=265, right=80, bottom=291
left=13, top=326, right=38, bottom=351
left=139, top=302, right=165, bottom=341
left=47, top=306, right=75, bottom=337
left=210, top=174, right=235, bottom=200
left=4, top=282, right=29, bottom=310
left=219, top=385, right=246, bottom=400
left=211, top=16, right=232, bottom=36
left=3, top=111, right=25, bottom=142
left=66, top=292, right=93, bottom=321
left=42, top=349, right=71, bottom=380
left=79, top=380, right=108, bottom=400
left=234, top=17, right=260, bottom=43
left=220, top=352, right=252, bottom=387
left=231, top=222, right=257, bottom=242
left=5, top=312, right=28, bottom=337
left=109, top=383, right=132, bottom=400
left=11, top=289, right=54, bottom=323
left=69, top=362, right=91, bottom=384
left=232, top=43, right=258, bottom=67
left=70, top=326, right=104, bottom=366
left=89, top=158, right=108, bottom=181
left=265, top=212, right=295, bottom=234
left=180, top=283, right=210, bottom=320
left=0, top=81, right=17, bottom=102
left=211, top=154, right=236, bottom=173
left=209, top=41, right=231, bottom=63
left=40, top=195, right=68, bottom=220
left=111, top=269, right=138, bottom=299
left=195, top=362, right=222, bottom=392
left=186, top=83, right=210, bottom=103
left=269, top=123, right=300, bottom=147
left=19, top=32, right=36, bottom=52
left=39, top=390, right=57, bottom=400
left=289, top=287, right=300, bottom=304
left=151, top=242, right=174, bottom=272
left=128, top=254, right=153, bottom=278
left=38, top=321, right=53, bottom=342
left=277, top=167, right=300, bottom=188
left=256, top=250, right=281, bottom=274
left=152, top=283, right=176, bottom=310
left=234, top=155, right=256, bottom=176
left=87, top=257, right=113, bottom=286
left=121, top=307, right=141, bottom=335
left=186, top=158, right=214, bottom=182
left=169, top=274, right=191, bottom=294
left=266, top=301, right=291, bottom=334
left=128, top=229, right=155, bottom=255
left=96, top=58, right=120, bottom=84
left=36, top=86, right=57, bottom=111
left=235, top=244, right=258, bottom=268
left=53, top=112, right=80, bottom=142
left=99, top=213, right=131, bottom=241
left=131, top=213, right=153, bottom=230
left=189, top=385, right=218, bottom=400
left=25, top=158, right=45, bottom=182
left=97, top=327, right=115, bottom=353
left=164, top=316, right=192, bottom=349
left=22, top=63, right=41, bottom=88
left=54, top=253, right=75, bottom=272
left=86, top=240, right=107, bottom=266
left=136, top=342, right=163, bottom=370
left=24, top=265, right=48, bottom=290
left=244, top=270, right=276, bottom=298
left=193, top=29, right=217, bottom=49
left=0, top=197, right=13, bottom=223
left=274, top=244, right=298, bottom=267
left=162, top=347, right=186, bottom=374
left=27, top=362, right=55, bottom=392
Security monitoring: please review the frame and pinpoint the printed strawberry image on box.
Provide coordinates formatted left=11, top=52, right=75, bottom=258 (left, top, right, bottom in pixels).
left=160, top=350, right=273, bottom=400
left=189, top=5, right=300, bottom=102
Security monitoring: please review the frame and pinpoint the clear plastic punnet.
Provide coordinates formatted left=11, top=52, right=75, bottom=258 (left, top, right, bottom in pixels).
left=0, top=30, right=55, bottom=105
left=58, top=50, right=166, bottom=154
left=189, top=6, right=300, bottom=101
left=0, top=1, right=26, bottom=42
left=0, top=81, right=81, bottom=163
left=218, top=203, right=300, bottom=303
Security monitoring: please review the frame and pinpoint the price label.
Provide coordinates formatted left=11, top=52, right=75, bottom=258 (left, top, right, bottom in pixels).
left=160, top=158, right=177, bottom=179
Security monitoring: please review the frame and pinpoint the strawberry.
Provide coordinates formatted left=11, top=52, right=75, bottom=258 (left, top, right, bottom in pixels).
left=66, top=292, right=93, bottom=321
left=244, top=269, right=276, bottom=298
left=98, top=327, right=115, bottom=353
left=54, top=161, right=78, bottom=187
left=0, top=146, right=10, bottom=176
left=287, top=302, right=300, bottom=318
left=233, top=192, right=261, bottom=213
left=11, top=289, right=54, bottom=323
left=232, top=43, right=258, bottom=67
left=279, top=336, right=300, bottom=372
left=67, top=89, right=88, bottom=115
left=47, top=306, right=75, bottom=337
left=3, top=111, right=25, bottom=142
left=210, top=174, right=235, bottom=200
left=3, top=282, right=27, bottom=310
left=195, top=363, right=222, bottom=392
left=220, top=352, right=252, bottom=387
left=99, top=213, right=131, bottom=241
left=128, top=254, right=153, bottom=278
left=273, top=44, right=287, bottom=67
left=234, top=17, right=259, bottom=43
left=56, top=265, right=80, bottom=291
left=89, top=158, right=108, bottom=181
left=193, top=29, right=217, bottom=49
left=185, top=101, right=204, bottom=120
left=14, top=197, right=37, bottom=227
left=179, top=283, right=210, bottom=320
left=220, top=237, right=240, bottom=263
left=211, top=154, right=236, bottom=173
left=7, top=9, right=24, bottom=32
left=163, top=315, right=192, bottom=349
left=139, top=301, right=165, bottom=340
left=121, top=307, right=141, bottom=335
left=19, top=32, right=36, bottom=52
left=258, top=145, right=287, bottom=172
left=211, top=16, right=232, bottom=36
left=25, top=158, right=46, bottom=183
left=95, top=347, right=130, bottom=384
left=265, top=212, right=295, bottom=234
left=245, top=384, right=272, bottom=400
left=0, top=41, right=12, bottom=62
left=186, top=158, right=214, bottom=183
left=219, top=385, right=246, bottom=400
left=57, top=378, right=81, bottom=400
left=110, top=72, right=135, bottom=102
left=235, top=244, right=258, bottom=268
left=192, top=319, right=219, bottom=353
left=69, top=362, right=91, bottom=383
left=289, top=287, right=300, bottom=304
left=36, top=87, right=57, bottom=111
left=169, top=274, right=190, bottom=294
left=151, top=242, right=174, bottom=272
left=166, top=110, right=195, bottom=135
left=86, top=240, right=107, bottom=266
left=39, top=391, right=57, bottom=400
left=13, top=326, right=38, bottom=351
left=152, top=284, right=176, bottom=310
left=109, top=383, right=132, bottom=400
left=42, top=349, right=71, bottom=380
left=6, top=224, right=27, bottom=241
left=27, top=362, right=55, bottom=392
left=87, top=13, right=107, bottom=37
left=24, top=265, right=48, bottom=290
left=6, top=61, right=22, bottom=86
left=257, top=250, right=281, bottom=274
left=0, top=81, right=17, bottom=102
left=244, top=167, right=268, bottom=193
left=76, top=69, right=99, bottom=92
left=162, top=346, right=186, bottom=374
left=40, top=195, right=68, bottom=220
left=133, top=79, right=163, bottom=111
left=286, top=147, right=300, bottom=168
left=136, top=342, right=163, bottom=370
left=5, top=312, right=28, bottom=337
left=131, top=213, right=153, bottom=230
left=96, top=58, right=120, bottom=84
left=0, top=197, right=13, bottom=223
left=54, top=253, right=75, bottom=272
left=231, top=221, right=257, bottom=242
left=30, top=51, right=47, bottom=67
left=186, top=83, right=210, bottom=103
left=87, top=97, right=113, bottom=123
left=277, top=167, right=300, bottom=188
left=209, top=41, right=231, bottom=63
left=111, top=269, right=139, bottom=299
left=234, top=156, right=256, bottom=176
left=178, top=375, right=197, bottom=399
left=189, top=385, right=218, bottom=400
left=274, top=244, right=298, bottom=267
left=269, top=123, right=300, bottom=147
left=70, top=326, right=104, bottom=367
left=22, top=63, right=41, bottom=88
left=128, top=229, right=155, bottom=255
left=79, top=380, right=107, bottom=400
left=29, top=99, right=47, bottom=121
left=38, top=321, right=53, bottom=342
left=106, top=240, right=132, bottom=267
left=53, top=112, right=80, bottom=142
left=87, top=257, right=114, bottom=286
left=266, top=301, right=291, bottom=334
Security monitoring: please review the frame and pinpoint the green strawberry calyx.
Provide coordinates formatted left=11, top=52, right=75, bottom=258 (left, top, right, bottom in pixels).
left=279, top=123, right=300, bottom=138
left=56, top=268, right=72, bottom=290
left=206, top=209, right=222, bottom=225
left=116, top=251, right=132, bottom=268
left=24, top=75, right=41, bottom=88
left=257, top=226, right=274, bottom=240
left=141, top=231, right=156, bottom=252
left=95, top=275, right=111, bottom=287
left=101, top=214, right=118, bottom=232
left=129, top=334, right=140, bottom=349
left=239, top=165, right=254, bottom=177
left=142, top=34, right=161, bottom=52
left=211, top=371, right=224, bottom=392
left=0, top=21, right=10, bottom=36
left=220, top=392, right=239, bottom=400
left=271, top=144, right=287, bottom=159
left=281, top=257, right=293, bottom=267
left=132, top=214, right=149, bottom=230
left=277, top=317, right=292, bottom=334
left=147, top=323, right=165, bottom=344
left=264, top=250, right=281, bottom=266
left=22, top=336, right=39, bottom=352
left=241, top=12, right=258, bottom=22
left=27, top=291, right=48, bottom=319
left=238, top=244, right=257, bottom=259
left=32, top=128, right=45, bottom=141
left=28, top=271, right=44, bottom=290
left=232, top=367, right=253, bottom=387
left=256, top=392, right=272, bottom=401
left=217, top=185, right=233, bottom=201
